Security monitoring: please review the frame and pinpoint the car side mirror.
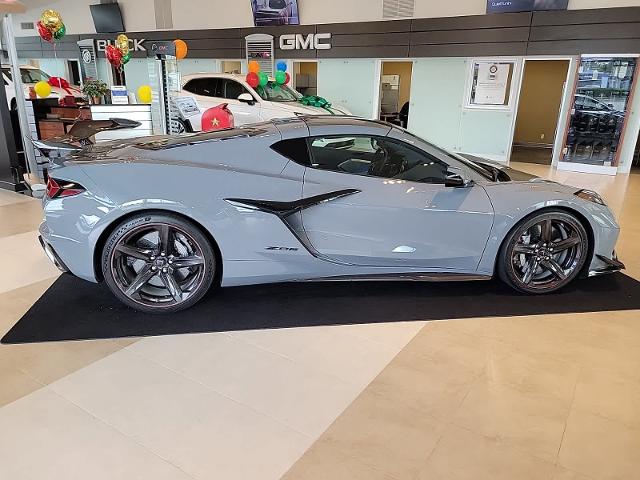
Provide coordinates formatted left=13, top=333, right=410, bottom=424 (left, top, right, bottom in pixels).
left=445, top=173, right=474, bottom=188
left=238, top=93, right=256, bottom=105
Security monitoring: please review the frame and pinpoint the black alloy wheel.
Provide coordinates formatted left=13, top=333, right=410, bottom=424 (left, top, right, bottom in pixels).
left=499, top=210, right=589, bottom=294
left=102, top=213, right=216, bottom=313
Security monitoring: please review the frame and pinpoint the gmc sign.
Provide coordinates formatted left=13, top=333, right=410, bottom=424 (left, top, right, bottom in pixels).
left=279, top=33, right=332, bottom=50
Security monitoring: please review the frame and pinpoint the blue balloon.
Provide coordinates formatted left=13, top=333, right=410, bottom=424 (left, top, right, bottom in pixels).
left=276, top=61, right=287, bottom=72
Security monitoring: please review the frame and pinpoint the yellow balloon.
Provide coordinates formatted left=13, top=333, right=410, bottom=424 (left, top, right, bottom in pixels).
left=116, top=34, right=129, bottom=55
left=34, top=81, right=51, bottom=98
left=137, top=85, right=153, bottom=104
left=41, top=9, right=63, bottom=32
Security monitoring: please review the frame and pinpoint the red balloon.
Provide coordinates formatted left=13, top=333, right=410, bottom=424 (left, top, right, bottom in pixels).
left=246, top=72, right=259, bottom=89
left=36, top=21, right=53, bottom=43
left=284, top=72, right=291, bottom=85
left=105, top=44, right=123, bottom=67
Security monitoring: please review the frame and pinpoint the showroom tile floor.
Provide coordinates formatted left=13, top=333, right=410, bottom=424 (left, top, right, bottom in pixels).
left=0, top=163, right=638, bottom=480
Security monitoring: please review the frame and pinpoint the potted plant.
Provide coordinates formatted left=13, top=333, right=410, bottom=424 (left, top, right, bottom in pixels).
left=82, top=79, right=109, bottom=105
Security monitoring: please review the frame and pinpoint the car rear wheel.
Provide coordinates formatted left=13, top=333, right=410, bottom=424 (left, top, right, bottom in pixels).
left=498, top=210, right=589, bottom=294
left=102, top=213, right=216, bottom=313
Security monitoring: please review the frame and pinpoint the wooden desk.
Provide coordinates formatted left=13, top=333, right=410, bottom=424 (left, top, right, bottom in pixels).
left=34, top=102, right=91, bottom=140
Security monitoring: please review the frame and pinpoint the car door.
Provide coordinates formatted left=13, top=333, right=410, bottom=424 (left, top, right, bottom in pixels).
left=219, top=78, right=262, bottom=126
left=301, top=135, right=495, bottom=272
left=182, top=77, right=224, bottom=110
left=183, top=77, right=261, bottom=126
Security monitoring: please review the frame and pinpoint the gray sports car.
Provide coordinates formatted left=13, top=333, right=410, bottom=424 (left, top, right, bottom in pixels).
left=38, top=116, right=623, bottom=313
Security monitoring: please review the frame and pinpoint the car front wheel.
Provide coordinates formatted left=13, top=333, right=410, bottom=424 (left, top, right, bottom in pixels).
left=102, top=213, right=216, bottom=313
left=498, top=210, right=589, bottom=294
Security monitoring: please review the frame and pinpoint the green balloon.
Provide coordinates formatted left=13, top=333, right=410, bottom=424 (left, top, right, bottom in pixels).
left=275, top=70, right=286, bottom=85
left=53, top=23, right=66, bottom=40
left=258, top=71, right=268, bottom=87
left=121, top=52, right=131, bottom=65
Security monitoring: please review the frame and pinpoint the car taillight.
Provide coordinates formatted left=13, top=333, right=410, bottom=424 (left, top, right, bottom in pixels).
left=46, top=178, right=85, bottom=199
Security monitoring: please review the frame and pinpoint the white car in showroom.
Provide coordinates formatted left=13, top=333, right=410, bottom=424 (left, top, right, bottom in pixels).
left=2, top=64, right=81, bottom=110
left=175, top=73, right=350, bottom=131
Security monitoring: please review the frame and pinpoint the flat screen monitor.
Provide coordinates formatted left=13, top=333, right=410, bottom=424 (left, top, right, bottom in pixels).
left=251, top=0, right=300, bottom=26
left=90, top=3, right=125, bottom=33
left=487, top=0, right=568, bottom=13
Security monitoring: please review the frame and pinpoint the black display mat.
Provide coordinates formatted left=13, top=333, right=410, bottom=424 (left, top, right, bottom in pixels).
left=2, top=272, right=640, bottom=344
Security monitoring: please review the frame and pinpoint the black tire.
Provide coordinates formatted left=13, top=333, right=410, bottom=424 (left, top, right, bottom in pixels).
left=169, top=118, right=190, bottom=134
left=102, top=213, right=216, bottom=314
left=498, top=209, right=589, bottom=294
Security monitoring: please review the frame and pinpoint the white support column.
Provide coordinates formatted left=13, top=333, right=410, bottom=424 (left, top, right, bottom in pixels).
left=617, top=75, right=640, bottom=174
left=3, top=14, right=39, bottom=180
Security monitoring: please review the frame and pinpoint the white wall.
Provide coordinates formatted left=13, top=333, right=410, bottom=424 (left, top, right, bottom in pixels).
left=409, top=57, right=522, bottom=162
left=170, top=0, right=254, bottom=30
left=170, top=0, right=640, bottom=29
left=13, top=0, right=155, bottom=36
left=123, top=58, right=149, bottom=98
left=317, top=58, right=380, bottom=118
left=36, top=58, right=67, bottom=77
left=14, top=0, right=640, bottom=36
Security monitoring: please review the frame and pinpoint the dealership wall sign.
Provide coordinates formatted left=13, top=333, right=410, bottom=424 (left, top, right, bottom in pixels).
left=96, top=38, right=146, bottom=52
left=487, top=0, right=568, bottom=13
left=279, top=33, right=331, bottom=50
left=81, top=49, right=92, bottom=64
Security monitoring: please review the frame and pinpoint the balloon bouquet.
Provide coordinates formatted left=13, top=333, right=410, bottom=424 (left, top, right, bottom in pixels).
left=34, top=10, right=67, bottom=98
left=105, top=34, right=132, bottom=70
left=245, top=60, right=290, bottom=90
left=36, top=9, right=66, bottom=43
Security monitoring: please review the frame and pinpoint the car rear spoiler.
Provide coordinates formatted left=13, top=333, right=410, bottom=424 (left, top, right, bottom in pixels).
left=32, top=118, right=141, bottom=157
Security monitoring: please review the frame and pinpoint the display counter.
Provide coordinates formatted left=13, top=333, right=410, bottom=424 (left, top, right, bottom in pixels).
left=89, top=104, right=152, bottom=141
left=30, top=100, right=153, bottom=179
left=32, top=100, right=152, bottom=142
left=32, top=99, right=91, bottom=140
left=38, top=105, right=92, bottom=139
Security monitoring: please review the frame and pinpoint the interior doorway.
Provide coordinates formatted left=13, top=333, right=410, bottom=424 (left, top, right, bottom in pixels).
left=292, top=61, right=317, bottom=96
left=379, top=61, right=413, bottom=127
left=67, top=59, right=81, bottom=86
left=222, top=61, right=242, bottom=74
left=512, top=59, right=570, bottom=165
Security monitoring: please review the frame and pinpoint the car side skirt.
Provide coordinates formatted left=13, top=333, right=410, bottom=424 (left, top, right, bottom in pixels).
left=300, top=272, right=493, bottom=282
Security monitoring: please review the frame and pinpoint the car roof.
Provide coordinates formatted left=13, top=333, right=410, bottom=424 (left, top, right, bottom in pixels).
left=1, top=64, right=37, bottom=69
left=119, top=116, right=394, bottom=152
left=274, top=115, right=394, bottom=138
left=182, top=72, right=245, bottom=82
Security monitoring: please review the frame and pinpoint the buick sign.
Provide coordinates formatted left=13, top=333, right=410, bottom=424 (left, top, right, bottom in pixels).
left=96, top=38, right=146, bottom=52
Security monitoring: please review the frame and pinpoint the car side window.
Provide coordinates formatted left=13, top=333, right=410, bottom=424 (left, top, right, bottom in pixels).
left=183, top=78, right=221, bottom=97
left=271, top=138, right=311, bottom=166
left=576, top=96, right=599, bottom=110
left=223, top=80, right=248, bottom=100
left=308, top=135, right=450, bottom=184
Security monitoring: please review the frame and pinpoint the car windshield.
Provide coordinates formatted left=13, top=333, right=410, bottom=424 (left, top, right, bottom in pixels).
left=2, top=68, right=51, bottom=84
left=255, top=81, right=300, bottom=102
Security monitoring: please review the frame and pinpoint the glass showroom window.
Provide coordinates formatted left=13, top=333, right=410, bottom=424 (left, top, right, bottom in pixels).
left=563, top=56, right=637, bottom=168
left=467, top=60, right=516, bottom=108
